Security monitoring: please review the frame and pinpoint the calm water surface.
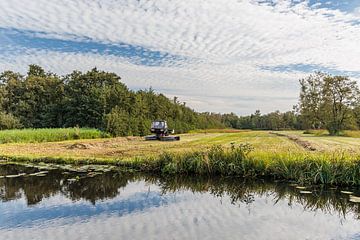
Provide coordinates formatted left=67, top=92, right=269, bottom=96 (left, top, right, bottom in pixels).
left=1, top=163, right=360, bottom=240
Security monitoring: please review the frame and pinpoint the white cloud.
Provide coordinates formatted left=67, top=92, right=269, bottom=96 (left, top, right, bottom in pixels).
left=0, top=0, right=360, bottom=114
left=354, top=7, right=360, bottom=16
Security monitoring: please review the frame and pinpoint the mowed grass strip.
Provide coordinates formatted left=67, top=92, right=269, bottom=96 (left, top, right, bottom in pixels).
left=282, top=130, right=360, bottom=152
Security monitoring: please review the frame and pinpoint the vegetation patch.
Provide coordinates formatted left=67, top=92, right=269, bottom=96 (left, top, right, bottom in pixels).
left=270, top=132, right=316, bottom=151
left=2, top=142, right=360, bottom=186
left=1, top=130, right=360, bottom=186
left=0, top=128, right=108, bottom=143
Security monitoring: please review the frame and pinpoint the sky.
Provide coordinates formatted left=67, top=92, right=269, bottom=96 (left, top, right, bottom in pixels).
left=0, top=0, right=360, bottom=115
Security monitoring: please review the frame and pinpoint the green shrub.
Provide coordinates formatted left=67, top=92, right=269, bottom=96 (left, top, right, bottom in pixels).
left=0, top=112, right=22, bottom=130
left=104, top=106, right=129, bottom=137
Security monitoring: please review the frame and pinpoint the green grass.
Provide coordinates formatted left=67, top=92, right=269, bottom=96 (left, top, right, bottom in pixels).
left=0, top=128, right=109, bottom=143
left=3, top=143, right=360, bottom=186
left=302, top=129, right=360, bottom=138
left=1, top=129, right=360, bottom=186
left=127, top=145, right=360, bottom=185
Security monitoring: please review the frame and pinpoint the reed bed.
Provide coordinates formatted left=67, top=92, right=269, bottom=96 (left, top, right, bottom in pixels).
left=102, top=144, right=359, bottom=186
left=2, top=144, right=360, bottom=185
left=0, top=128, right=108, bottom=143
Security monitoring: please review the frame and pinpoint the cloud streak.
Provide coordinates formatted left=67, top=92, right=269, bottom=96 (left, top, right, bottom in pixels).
left=0, top=0, right=359, bottom=114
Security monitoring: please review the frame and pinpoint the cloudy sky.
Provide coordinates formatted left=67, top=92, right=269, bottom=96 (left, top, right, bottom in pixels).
left=0, top=0, right=360, bottom=115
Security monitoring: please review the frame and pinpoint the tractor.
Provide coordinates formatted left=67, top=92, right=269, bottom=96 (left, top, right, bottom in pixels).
left=144, top=120, right=180, bottom=141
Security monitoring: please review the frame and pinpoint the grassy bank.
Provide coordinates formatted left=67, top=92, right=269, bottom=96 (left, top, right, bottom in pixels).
left=2, top=144, right=360, bottom=186
left=1, top=130, right=360, bottom=185
left=0, top=128, right=108, bottom=143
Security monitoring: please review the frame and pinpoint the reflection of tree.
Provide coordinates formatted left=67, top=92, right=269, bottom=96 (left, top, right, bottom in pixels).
left=0, top=164, right=63, bottom=205
left=152, top=175, right=360, bottom=219
left=1, top=164, right=360, bottom=220
left=63, top=172, right=132, bottom=204
left=0, top=164, right=137, bottom=205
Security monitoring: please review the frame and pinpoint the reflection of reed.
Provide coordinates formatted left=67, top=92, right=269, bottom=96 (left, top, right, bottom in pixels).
left=149, top=175, right=360, bottom=220
left=0, top=164, right=359, bottom=220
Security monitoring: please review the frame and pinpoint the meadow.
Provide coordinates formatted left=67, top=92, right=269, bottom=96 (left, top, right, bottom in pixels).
left=1, top=129, right=360, bottom=185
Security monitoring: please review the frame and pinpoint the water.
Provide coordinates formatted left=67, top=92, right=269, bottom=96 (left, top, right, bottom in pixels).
left=1, top=163, right=360, bottom=240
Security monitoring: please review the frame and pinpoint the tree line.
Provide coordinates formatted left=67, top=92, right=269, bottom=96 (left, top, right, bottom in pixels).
left=0, top=66, right=359, bottom=136
left=221, top=72, right=360, bottom=135
left=0, top=65, right=224, bottom=135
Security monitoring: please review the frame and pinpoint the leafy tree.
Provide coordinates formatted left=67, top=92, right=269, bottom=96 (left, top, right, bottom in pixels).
left=321, top=75, right=359, bottom=135
left=104, top=106, right=129, bottom=136
left=298, top=72, right=325, bottom=129
left=63, top=68, right=129, bottom=128
left=299, top=73, right=359, bottom=135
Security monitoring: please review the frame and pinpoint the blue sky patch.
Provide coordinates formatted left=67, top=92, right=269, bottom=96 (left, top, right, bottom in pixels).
left=308, top=0, right=360, bottom=13
left=261, top=63, right=360, bottom=78
left=256, top=0, right=360, bottom=13
left=0, top=28, right=185, bottom=67
left=0, top=191, right=181, bottom=229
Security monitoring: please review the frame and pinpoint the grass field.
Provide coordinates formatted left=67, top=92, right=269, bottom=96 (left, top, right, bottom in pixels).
left=0, top=128, right=108, bottom=143
left=1, top=129, right=360, bottom=160
left=1, top=129, right=360, bottom=185
left=0, top=130, right=302, bottom=160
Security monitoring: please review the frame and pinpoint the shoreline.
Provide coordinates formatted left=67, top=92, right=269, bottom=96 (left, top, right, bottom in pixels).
left=2, top=144, right=360, bottom=186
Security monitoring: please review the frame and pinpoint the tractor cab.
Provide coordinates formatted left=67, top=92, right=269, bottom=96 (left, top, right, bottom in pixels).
left=151, top=120, right=168, bottom=131
left=150, top=120, right=169, bottom=136
left=145, top=120, right=180, bottom=141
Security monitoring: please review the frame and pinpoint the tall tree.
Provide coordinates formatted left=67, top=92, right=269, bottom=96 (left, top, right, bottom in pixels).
left=298, top=72, right=325, bottom=129
left=299, top=72, right=359, bottom=135
left=321, top=75, right=359, bottom=135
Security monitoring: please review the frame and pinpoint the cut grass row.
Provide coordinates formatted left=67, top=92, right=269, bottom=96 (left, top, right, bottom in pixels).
left=0, top=128, right=109, bottom=143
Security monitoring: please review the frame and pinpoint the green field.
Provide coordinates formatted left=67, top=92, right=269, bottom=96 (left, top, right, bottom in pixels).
left=1, top=129, right=360, bottom=161
left=0, top=128, right=108, bottom=143
left=1, top=129, right=360, bottom=185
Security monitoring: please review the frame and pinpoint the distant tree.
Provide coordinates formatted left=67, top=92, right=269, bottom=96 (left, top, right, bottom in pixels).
left=250, top=110, right=262, bottom=129
left=299, top=72, right=359, bottom=135
left=353, top=104, right=360, bottom=129
left=63, top=68, right=129, bottom=128
left=321, top=75, right=359, bottom=135
left=0, top=65, right=227, bottom=134
left=298, top=72, right=325, bottom=129
left=104, top=106, right=129, bottom=136
left=27, top=64, right=46, bottom=77
left=222, top=113, right=239, bottom=128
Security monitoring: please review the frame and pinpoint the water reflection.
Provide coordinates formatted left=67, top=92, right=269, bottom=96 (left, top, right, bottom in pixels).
left=0, top=163, right=360, bottom=240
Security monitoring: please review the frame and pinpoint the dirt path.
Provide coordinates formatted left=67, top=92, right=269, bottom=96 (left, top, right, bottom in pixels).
left=270, top=132, right=317, bottom=151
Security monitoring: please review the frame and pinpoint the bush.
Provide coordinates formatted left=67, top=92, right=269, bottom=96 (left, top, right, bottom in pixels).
left=104, top=106, right=129, bottom=137
left=0, top=112, right=22, bottom=130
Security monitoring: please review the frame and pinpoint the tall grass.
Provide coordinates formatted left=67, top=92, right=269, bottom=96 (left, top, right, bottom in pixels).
left=342, top=130, right=360, bottom=138
left=2, top=141, right=360, bottom=186
left=122, top=144, right=360, bottom=186
left=0, top=128, right=109, bottom=143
